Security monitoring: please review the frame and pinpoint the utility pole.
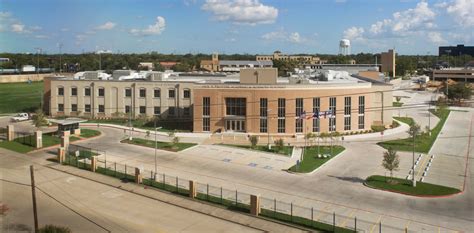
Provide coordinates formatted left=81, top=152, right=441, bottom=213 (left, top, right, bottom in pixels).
left=35, top=48, right=42, bottom=76
left=58, top=43, right=63, bottom=73
left=30, top=165, right=39, bottom=233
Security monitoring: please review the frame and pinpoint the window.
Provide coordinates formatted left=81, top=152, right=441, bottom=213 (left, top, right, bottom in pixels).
left=168, top=89, right=175, bottom=98
left=139, top=88, right=146, bottom=98
left=71, top=104, right=77, bottom=112
left=203, top=97, right=210, bottom=132
left=312, top=98, right=320, bottom=132
left=154, top=107, right=161, bottom=115
left=225, top=98, right=246, bottom=116
left=329, top=97, right=336, bottom=132
left=168, top=107, right=176, bottom=116
left=84, top=104, right=91, bottom=113
left=259, top=98, right=268, bottom=133
left=98, top=88, right=105, bottom=97
left=58, top=104, right=64, bottom=112
left=71, top=87, right=77, bottom=96
left=183, top=107, right=190, bottom=116
left=84, top=87, right=91, bottom=96
left=344, top=97, right=351, bottom=131
left=58, top=87, right=64, bottom=96
left=183, top=89, right=191, bottom=99
left=358, top=96, right=365, bottom=129
left=154, top=88, right=161, bottom=98
left=295, top=98, right=303, bottom=133
left=278, top=98, right=285, bottom=133
left=98, top=105, right=105, bottom=113
left=125, top=88, right=132, bottom=97
left=125, top=105, right=131, bottom=114
left=139, top=106, right=146, bottom=114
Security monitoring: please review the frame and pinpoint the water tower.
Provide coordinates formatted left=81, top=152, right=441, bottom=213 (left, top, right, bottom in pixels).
left=339, top=39, right=351, bottom=56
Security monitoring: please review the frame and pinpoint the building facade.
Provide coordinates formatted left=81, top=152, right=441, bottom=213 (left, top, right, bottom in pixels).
left=45, top=68, right=392, bottom=135
left=380, top=49, right=396, bottom=77
left=439, top=44, right=474, bottom=57
left=256, top=51, right=325, bottom=64
left=431, top=69, right=474, bottom=81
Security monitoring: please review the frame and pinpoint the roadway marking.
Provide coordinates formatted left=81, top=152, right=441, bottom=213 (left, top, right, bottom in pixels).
left=338, top=209, right=356, bottom=228
left=314, top=204, right=333, bottom=221
left=369, top=215, right=382, bottom=233
left=416, top=153, right=430, bottom=180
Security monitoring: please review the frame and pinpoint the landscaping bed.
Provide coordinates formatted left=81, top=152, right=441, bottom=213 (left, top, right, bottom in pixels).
left=121, top=137, right=196, bottom=152
left=289, top=146, right=345, bottom=173
left=365, top=175, right=461, bottom=196
left=221, top=144, right=292, bottom=156
left=86, top=118, right=192, bottom=132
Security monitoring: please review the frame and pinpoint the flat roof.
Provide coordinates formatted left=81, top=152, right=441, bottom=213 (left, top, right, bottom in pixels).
left=219, top=60, right=273, bottom=66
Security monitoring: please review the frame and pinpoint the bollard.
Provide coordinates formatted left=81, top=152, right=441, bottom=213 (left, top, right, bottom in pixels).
left=57, top=147, right=65, bottom=163
left=135, top=167, right=142, bottom=184
left=250, top=195, right=260, bottom=216
left=189, top=180, right=197, bottom=198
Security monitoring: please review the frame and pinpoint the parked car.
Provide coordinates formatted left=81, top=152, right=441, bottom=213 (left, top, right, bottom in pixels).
left=11, top=113, right=30, bottom=122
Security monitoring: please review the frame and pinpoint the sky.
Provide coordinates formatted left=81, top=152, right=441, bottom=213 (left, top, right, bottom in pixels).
left=0, top=0, right=473, bottom=55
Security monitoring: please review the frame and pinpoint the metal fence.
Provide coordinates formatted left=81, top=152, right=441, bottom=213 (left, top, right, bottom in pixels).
left=0, top=127, right=6, bottom=140
left=62, top=146, right=412, bottom=233
left=13, top=131, right=35, bottom=147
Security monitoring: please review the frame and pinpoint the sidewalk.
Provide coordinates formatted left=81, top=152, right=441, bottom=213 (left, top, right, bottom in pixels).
left=45, top=162, right=310, bottom=233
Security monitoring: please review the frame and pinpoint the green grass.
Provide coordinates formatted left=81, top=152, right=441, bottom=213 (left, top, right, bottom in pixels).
left=393, top=116, right=414, bottom=126
left=392, top=102, right=403, bottom=107
left=221, top=144, right=293, bottom=156
left=121, top=137, right=197, bottom=152
left=86, top=118, right=192, bottom=132
left=365, top=175, right=461, bottom=196
left=289, top=146, right=345, bottom=173
left=379, top=110, right=450, bottom=153
left=80, top=129, right=101, bottom=138
left=0, top=132, right=81, bottom=153
left=0, top=81, right=43, bottom=113
left=0, top=140, right=35, bottom=153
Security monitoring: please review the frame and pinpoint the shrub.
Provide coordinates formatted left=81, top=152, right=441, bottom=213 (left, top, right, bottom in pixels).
left=249, top=135, right=258, bottom=149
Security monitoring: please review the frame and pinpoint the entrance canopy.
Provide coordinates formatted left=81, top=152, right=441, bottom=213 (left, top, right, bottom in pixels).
left=48, top=118, right=87, bottom=133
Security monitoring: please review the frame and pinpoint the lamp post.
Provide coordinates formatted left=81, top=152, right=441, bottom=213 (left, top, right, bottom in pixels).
left=412, top=130, right=417, bottom=187
left=154, top=118, right=162, bottom=180
left=267, top=109, right=272, bottom=150
left=58, top=43, right=63, bottom=73
left=34, top=48, right=42, bottom=75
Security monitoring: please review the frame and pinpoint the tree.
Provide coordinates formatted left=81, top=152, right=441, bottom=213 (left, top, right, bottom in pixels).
left=444, top=82, right=472, bottom=102
left=32, top=109, right=48, bottom=129
left=382, top=148, right=400, bottom=183
left=39, top=225, right=71, bottom=233
left=407, top=123, right=421, bottom=138
left=171, top=135, right=180, bottom=149
left=249, top=135, right=258, bottom=149
left=395, top=96, right=402, bottom=103
left=145, top=130, right=150, bottom=139
left=274, top=138, right=284, bottom=152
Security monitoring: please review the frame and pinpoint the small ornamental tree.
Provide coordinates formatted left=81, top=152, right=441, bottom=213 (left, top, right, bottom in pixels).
left=274, top=138, right=285, bottom=153
left=249, top=135, right=258, bottom=149
left=382, top=148, right=400, bottom=183
left=32, top=109, right=48, bottom=129
left=172, top=136, right=180, bottom=149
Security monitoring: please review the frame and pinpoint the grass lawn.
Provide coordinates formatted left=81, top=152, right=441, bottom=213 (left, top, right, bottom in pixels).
left=393, top=116, right=414, bottom=126
left=87, top=118, right=191, bottom=132
left=0, top=140, right=35, bottom=153
left=378, top=109, right=450, bottom=153
left=365, top=175, right=461, bottom=196
left=392, top=102, right=403, bottom=107
left=0, top=132, right=83, bottom=153
left=221, top=144, right=293, bottom=156
left=121, top=137, right=196, bottom=152
left=0, top=82, right=43, bottom=113
left=80, top=128, right=101, bottom=138
left=289, top=146, right=345, bottom=173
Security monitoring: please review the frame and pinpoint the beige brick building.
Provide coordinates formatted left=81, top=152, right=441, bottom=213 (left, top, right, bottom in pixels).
left=44, top=68, right=392, bottom=135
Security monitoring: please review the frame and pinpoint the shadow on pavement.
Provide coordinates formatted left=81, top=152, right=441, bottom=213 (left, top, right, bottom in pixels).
left=327, top=175, right=365, bottom=184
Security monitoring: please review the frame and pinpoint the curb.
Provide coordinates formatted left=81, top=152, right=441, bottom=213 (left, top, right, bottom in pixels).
left=362, top=181, right=463, bottom=199
left=26, top=131, right=103, bottom=154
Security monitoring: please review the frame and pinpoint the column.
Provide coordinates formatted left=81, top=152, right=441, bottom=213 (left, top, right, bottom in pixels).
left=250, top=194, right=261, bottom=216
left=57, top=147, right=65, bottom=163
left=189, top=180, right=197, bottom=198
left=35, top=131, right=42, bottom=149
left=91, top=156, right=97, bottom=172
left=135, top=167, right=142, bottom=184
left=7, top=125, right=14, bottom=141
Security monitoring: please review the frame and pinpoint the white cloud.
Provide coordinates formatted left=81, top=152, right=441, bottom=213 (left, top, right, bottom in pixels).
left=0, top=11, right=12, bottom=19
left=202, top=0, right=278, bottom=25
left=343, top=27, right=365, bottom=41
left=60, top=28, right=69, bottom=32
left=434, top=1, right=448, bottom=8
left=262, top=29, right=306, bottom=43
left=183, top=0, right=197, bottom=6
left=130, top=16, right=166, bottom=36
left=428, top=31, right=447, bottom=44
left=31, top=26, right=42, bottom=31
left=446, top=0, right=474, bottom=27
left=34, top=34, right=49, bottom=39
left=96, top=21, right=116, bottom=30
left=391, top=1, right=436, bottom=34
left=11, top=23, right=30, bottom=33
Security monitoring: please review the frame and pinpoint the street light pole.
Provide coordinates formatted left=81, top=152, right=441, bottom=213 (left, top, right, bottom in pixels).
left=412, top=133, right=417, bottom=187
left=58, top=43, right=63, bottom=73
left=154, top=120, right=162, bottom=180
left=34, top=48, right=42, bottom=75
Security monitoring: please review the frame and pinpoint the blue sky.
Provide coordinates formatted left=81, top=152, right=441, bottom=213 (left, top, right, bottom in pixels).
left=0, top=0, right=473, bottom=55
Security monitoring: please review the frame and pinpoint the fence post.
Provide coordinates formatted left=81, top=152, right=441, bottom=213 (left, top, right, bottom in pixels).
left=206, top=184, right=209, bottom=200
left=250, top=195, right=260, bottom=216
left=311, top=207, right=314, bottom=227
left=163, top=173, right=165, bottom=189
left=189, top=180, right=196, bottom=198
left=175, top=176, right=178, bottom=193
left=6, top=125, right=14, bottom=141
left=273, top=198, right=276, bottom=217
left=91, top=156, right=97, bottom=172
left=220, top=187, right=223, bottom=204
left=34, top=131, right=42, bottom=149
left=333, top=212, right=335, bottom=232
left=291, top=202, right=293, bottom=222
left=125, top=164, right=127, bottom=179
left=114, top=162, right=117, bottom=177
left=135, top=167, right=142, bottom=184
left=355, top=217, right=357, bottom=232
left=235, top=190, right=238, bottom=206
left=379, top=221, right=381, bottom=233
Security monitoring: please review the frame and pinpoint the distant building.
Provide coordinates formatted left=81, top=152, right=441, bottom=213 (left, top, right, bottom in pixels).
left=159, top=61, right=179, bottom=70
left=138, top=62, right=154, bottom=70
left=200, top=53, right=273, bottom=72
left=431, top=69, right=474, bottom=82
left=439, top=44, right=474, bottom=57
left=380, top=49, right=396, bottom=77
left=256, top=51, right=326, bottom=64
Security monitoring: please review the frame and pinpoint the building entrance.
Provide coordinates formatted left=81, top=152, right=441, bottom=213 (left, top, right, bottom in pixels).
left=225, top=120, right=246, bottom=132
